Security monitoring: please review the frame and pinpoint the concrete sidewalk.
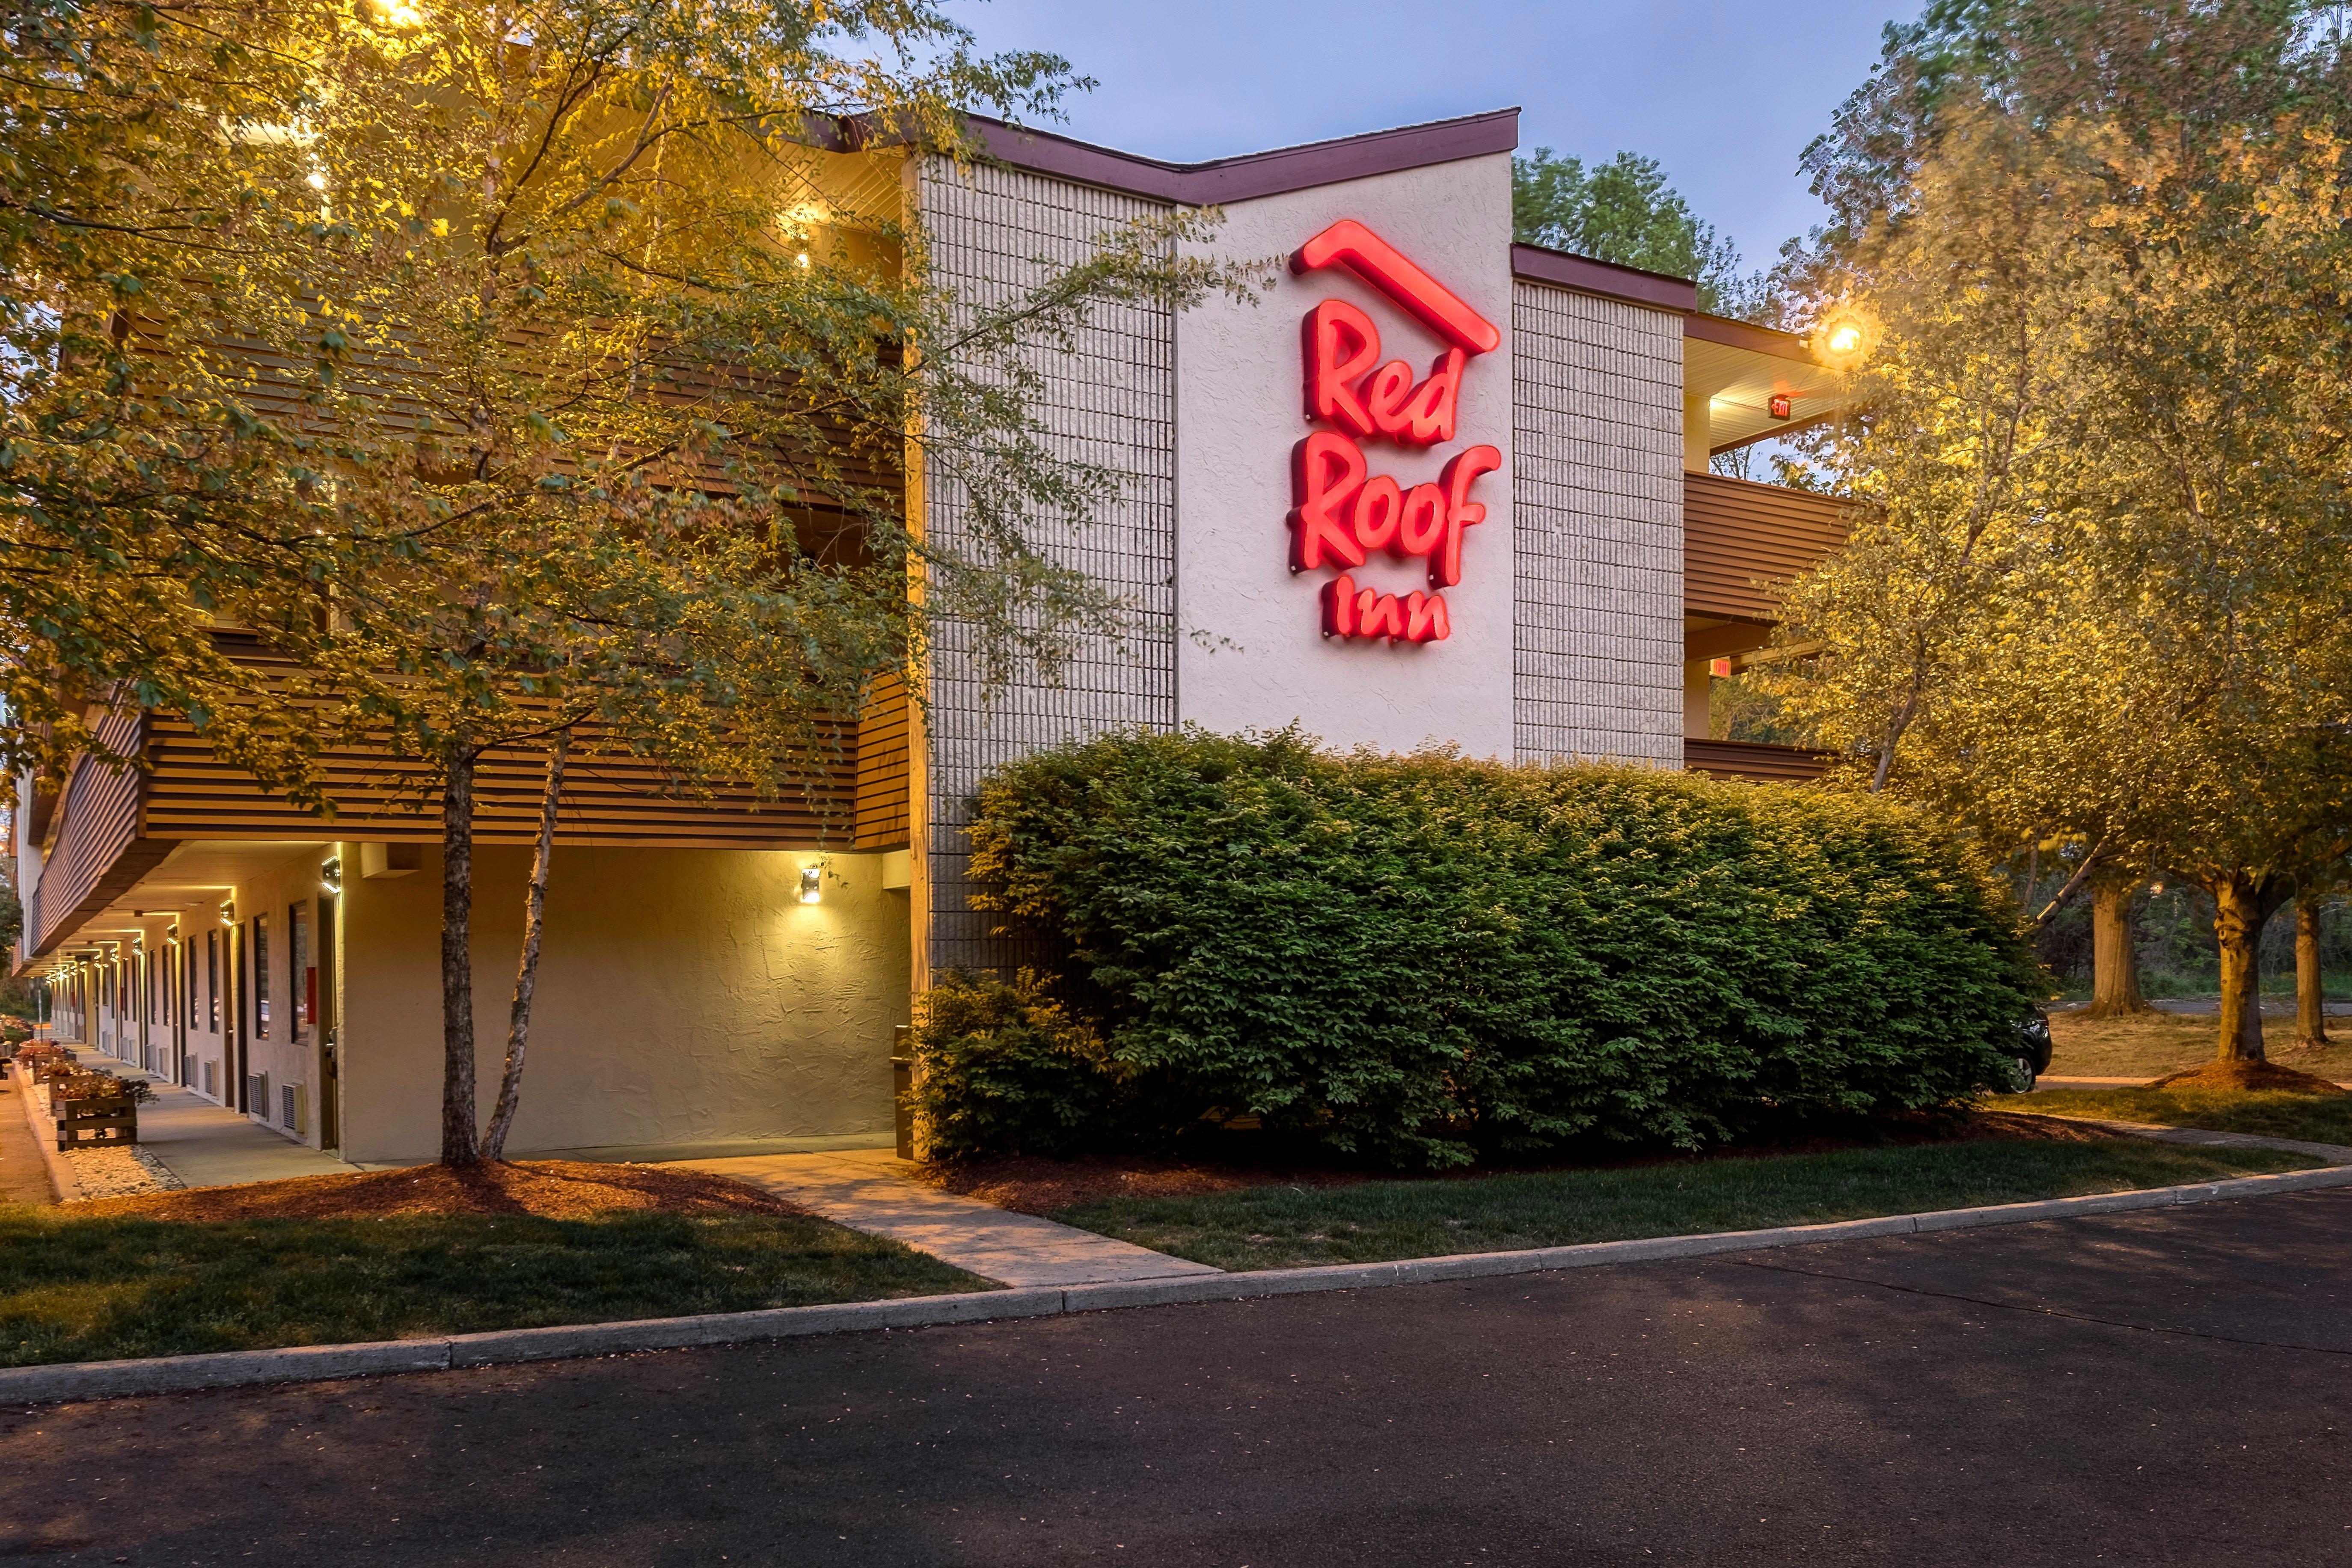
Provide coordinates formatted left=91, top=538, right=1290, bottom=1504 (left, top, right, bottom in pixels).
left=0, top=1072, right=58, bottom=1204
left=130, top=1081, right=358, bottom=1189
left=680, top=1147, right=1223, bottom=1289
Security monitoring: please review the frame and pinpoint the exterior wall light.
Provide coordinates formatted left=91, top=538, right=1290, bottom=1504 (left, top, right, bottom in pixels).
left=320, top=857, right=343, bottom=895
left=799, top=865, right=823, bottom=905
left=1813, top=306, right=1877, bottom=372
left=220, top=901, right=237, bottom=926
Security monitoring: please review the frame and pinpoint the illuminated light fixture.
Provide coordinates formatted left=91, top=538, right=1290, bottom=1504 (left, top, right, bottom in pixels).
left=796, top=252, right=810, bottom=268
left=1768, top=393, right=1792, bottom=420
left=320, top=857, right=344, bottom=895
left=2149, top=882, right=2165, bottom=896
left=799, top=865, right=823, bottom=905
left=220, top=901, right=237, bottom=926
left=1709, top=657, right=1733, bottom=678
left=1813, top=307, right=1877, bottom=371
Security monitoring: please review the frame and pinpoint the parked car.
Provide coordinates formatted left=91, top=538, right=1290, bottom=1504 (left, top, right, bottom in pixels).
left=2008, top=1010, right=2054, bottom=1093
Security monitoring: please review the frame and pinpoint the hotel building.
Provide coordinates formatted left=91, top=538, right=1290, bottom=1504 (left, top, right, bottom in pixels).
left=13, top=108, right=1847, bottom=1164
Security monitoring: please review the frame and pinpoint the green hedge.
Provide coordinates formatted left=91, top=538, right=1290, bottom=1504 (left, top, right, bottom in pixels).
left=912, top=730, right=2043, bottom=1168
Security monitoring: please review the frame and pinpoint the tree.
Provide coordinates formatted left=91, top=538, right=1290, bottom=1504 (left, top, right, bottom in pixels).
left=2289, top=891, right=2337, bottom=1049
left=1770, top=97, right=2352, bottom=1066
left=1511, top=148, right=1767, bottom=319
left=1798, top=0, right=2340, bottom=262
left=5, top=0, right=1257, bottom=1162
left=2082, top=874, right=2153, bottom=1017
left=1, top=0, right=373, bottom=800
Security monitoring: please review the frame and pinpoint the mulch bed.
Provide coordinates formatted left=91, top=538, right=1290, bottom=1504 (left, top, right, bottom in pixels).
left=2150, top=1059, right=2351, bottom=1095
left=926, top=1109, right=2113, bottom=1217
left=65, top=1161, right=805, bottom=1223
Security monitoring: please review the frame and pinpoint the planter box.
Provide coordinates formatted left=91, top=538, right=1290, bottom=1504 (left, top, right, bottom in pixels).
left=55, top=1091, right=137, bottom=1150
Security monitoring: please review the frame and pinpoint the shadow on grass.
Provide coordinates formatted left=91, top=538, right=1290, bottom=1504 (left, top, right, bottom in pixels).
left=0, top=1208, right=996, bottom=1369
left=2027, top=1085, right=2352, bottom=1146
left=1053, top=1139, right=2321, bottom=1272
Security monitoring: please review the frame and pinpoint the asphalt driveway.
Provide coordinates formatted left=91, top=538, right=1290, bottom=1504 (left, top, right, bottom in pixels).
left=6, top=1188, right=2350, bottom=1565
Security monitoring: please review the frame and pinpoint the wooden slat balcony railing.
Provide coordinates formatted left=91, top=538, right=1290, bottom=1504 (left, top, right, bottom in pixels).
left=32, top=710, right=171, bottom=955
left=1684, top=472, right=1851, bottom=624
left=23, top=670, right=912, bottom=963
left=1685, top=738, right=1836, bottom=784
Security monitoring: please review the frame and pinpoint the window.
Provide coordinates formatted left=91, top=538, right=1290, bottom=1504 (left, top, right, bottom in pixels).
left=289, top=900, right=310, bottom=1041
left=253, top=914, right=270, bottom=1036
left=207, top=931, right=220, bottom=1033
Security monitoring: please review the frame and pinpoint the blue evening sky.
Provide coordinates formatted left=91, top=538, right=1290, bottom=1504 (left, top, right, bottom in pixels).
left=953, top=0, right=1917, bottom=275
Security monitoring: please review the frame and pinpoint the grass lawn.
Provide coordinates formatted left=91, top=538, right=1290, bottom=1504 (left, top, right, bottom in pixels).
left=2046, top=1009, right=2352, bottom=1082
left=2025, top=1085, right=2352, bottom=1147
left=0, top=1206, right=995, bottom=1370
left=1052, top=1139, right=2319, bottom=1272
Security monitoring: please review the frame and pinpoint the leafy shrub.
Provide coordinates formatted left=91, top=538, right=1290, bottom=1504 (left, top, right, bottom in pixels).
left=909, top=969, right=1118, bottom=1161
left=932, top=729, right=2043, bottom=1169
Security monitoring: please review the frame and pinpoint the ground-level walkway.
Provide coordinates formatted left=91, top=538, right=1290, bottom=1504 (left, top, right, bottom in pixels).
left=0, top=1072, right=57, bottom=1204
left=680, top=1147, right=1224, bottom=1289
left=12, top=1037, right=355, bottom=1199
left=130, top=1081, right=357, bottom=1189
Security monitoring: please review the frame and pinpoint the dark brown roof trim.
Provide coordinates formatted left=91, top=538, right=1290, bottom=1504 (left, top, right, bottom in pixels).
left=963, top=110, right=1520, bottom=206
left=1508, top=243, right=1698, bottom=313
left=1687, top=311, right=1819, bottom=364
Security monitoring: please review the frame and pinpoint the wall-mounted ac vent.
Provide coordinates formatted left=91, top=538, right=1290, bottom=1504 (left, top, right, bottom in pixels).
left=202, top=1060, right=216, bottom=1098
left=281, top=1081, right=307, bottom=1136
left=246, top=1072, right=269, bottom=1117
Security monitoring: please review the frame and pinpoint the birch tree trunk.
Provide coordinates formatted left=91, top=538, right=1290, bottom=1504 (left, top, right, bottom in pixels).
left=2085, top=879, right=2151, bottom=1017
left=483, top=731, right=567, bottom=1162
left=440, top=741, right=481, bottom=1164
left=2294, top=897, right=2330, bottom=1049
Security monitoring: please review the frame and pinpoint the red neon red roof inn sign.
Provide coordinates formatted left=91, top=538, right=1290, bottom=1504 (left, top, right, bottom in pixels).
left=1286, top=219, right=1503, bottom=647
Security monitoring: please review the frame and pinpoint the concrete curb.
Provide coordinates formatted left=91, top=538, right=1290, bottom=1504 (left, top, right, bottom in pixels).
left=9, top=1161, right=2352, bottom=1407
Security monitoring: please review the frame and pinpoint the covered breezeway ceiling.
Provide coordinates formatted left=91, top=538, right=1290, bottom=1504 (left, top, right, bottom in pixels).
left=1685, top=315, right=1845, bottom=457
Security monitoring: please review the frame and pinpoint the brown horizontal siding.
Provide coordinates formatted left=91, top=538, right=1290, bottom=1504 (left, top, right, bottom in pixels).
left=33, top=711, right=166, bottom=956
left=141, top=717, right=864, bottom=849
left=1684, top=472, right=1850, bottom=623
left=854, top=676, right=911, bottom=850
left=1686, top=739, right=1836, bottom=784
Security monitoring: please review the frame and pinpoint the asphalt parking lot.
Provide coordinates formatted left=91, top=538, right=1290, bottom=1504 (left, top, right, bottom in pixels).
left=6, top=1187, right=2350, bottom=1565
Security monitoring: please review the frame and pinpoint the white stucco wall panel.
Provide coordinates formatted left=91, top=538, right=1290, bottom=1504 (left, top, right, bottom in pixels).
left=337, top=846, right=909, bottom=1163
left=1175, top=151, right=1518, bottom=757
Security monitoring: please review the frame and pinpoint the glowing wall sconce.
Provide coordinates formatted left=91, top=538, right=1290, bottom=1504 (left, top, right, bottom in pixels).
left=799, top=865, right=823, bottom=905
left=320, top=857, right=343, bottom=895
left=1813, top=306, right=1878, bottom=371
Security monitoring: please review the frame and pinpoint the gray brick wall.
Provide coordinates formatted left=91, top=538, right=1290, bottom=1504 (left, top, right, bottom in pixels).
left=917, top=159, right=1180, bottom=976
left=1510, top=281, right=1684, bottom=766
